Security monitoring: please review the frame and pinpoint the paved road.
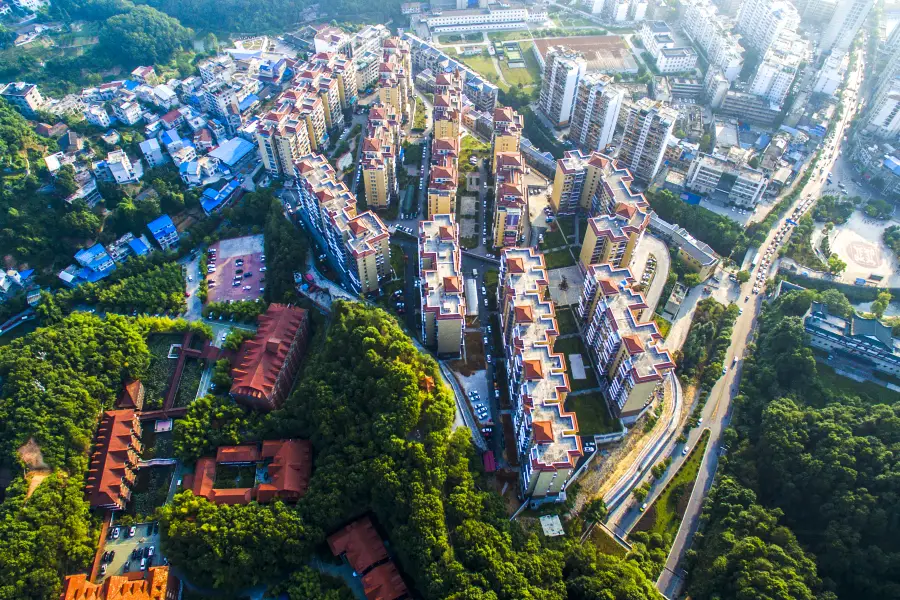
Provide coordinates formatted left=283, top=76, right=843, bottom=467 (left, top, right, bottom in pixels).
left=655, top=44, right=865, bottom=599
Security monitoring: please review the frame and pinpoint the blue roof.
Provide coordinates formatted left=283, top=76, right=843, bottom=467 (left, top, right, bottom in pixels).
left=147, top=214, right=176, bottom=240
left=18, top=269, right=34, bottom=281
left=201, top=178, right=241, bottom=214
left=160, top=130, right=181, bottom=146
left=123, top=80, right=140, bottom=91
left=884, top=156, right=900, bottom=176
left=238, top=94, right=259, bottom=112
left=74, top=244, right=115, bottom=280
left=128, top=238, right=150, bottom=256
left=209, top=138, right=256, bottom=167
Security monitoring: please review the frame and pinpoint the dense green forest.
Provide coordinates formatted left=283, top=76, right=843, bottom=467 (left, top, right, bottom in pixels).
left=685, top=289, right=900, bottom=599
left=159, top=301, right=664, bottom=598
left=0, top=314, right=151, bottom=600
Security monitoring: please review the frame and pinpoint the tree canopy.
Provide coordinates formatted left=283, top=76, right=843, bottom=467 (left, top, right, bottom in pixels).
left=99, top=5, right=193, bottom=65
left=686, top=290, right=900, bottom=600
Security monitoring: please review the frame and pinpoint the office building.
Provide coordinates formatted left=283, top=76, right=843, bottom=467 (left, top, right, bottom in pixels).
left=498, top=247, right=582, bottom=506
left=820, top=0, right=873, bottom=54
left=736, top=0, right=800, bottom=53
left=639, top=21, right=697, bottom=73
left=1, top=82, right=43, bottom=114
left=537, top=46, right=587, bottom=127
left=492, top=106, right=524, bottom=172
left=424, top=3, right=538, bottom=33
left=718, top=90, right=782, bottom=125
left=804, top=301, right=900, bottom=377
left=801, top=0, right=837, bottom=23
left=569, top=73, right=624, bottom=153
left=493, top=151, right=527, bottom=248
left=681, top=0, right=744, bottom=81
left=419, top=214, right=466, bottom=356
left=685, top=152, right=769, bottom=207
left=230, top=304, right=310, bottom=411
left=361, top=104, right=401, bottom=210
left=618, top=98, right=677, bottom=183
left=577, top=263, right=674, bottom=422
left=293, top=154, right=392, bottom=295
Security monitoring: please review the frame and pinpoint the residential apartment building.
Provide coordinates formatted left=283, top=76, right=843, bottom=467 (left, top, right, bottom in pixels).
left=377, top=37, right=414, bottom=124
left=314, top=25, right=352, bottom=55
left=361, top=104, right=401, bottom=210
left=139, top=138, right=165, bottom=168
left=428, top=136, right=460, bottom=217
left=147, top=214, right=179, bottom=250
left=685, top=152, right=769, bottom=207
left=230, top=304, right=310, bottom=411
left=113, top=100, right=142, bottom=126
left=493, top=151, right=527, bottom=248
left=432, top=70, right=463, bottom=139
left=814, top=51, right=848, bottom=96
left=293, top=56, right=348, bottom=131
left=199, top=55, right=237, bottom=84
left=804, top=301, right=900, bottom=377
left=85, top=105, right=111, bottom=128
left=1, top=82, right=43, bottom=114
left=498, top=247, right=582, bottom=507
left=84, top=409, right=142, bottom=510
left=492, top=106, right=524, bottom=173
left=106, top=150, right=143, bottom=184
left=419, top=214, right=466, bottom=356
left=747, top=33, right=803, bottom=105
left=618, top=98, right=677, bottom=183
left=736, top=0, right=800, bottom=53
left=256, top=87, right=328, bottom=175
left=681, top=0, right=744, bottom=81
left=293, top=154, right=391, bottom=295
left=353, top=23, right=392, bottom=57
left=537, top=46, right=586, bottom=127
left=657, top=47, right=699, bottom=73
left=820, top=0, right=873, bottom=54
left=403, top=33, right=499, bottom=114
left=578, top=263, right=674, bottom=422
left=569, top=73, right=624, bottom=154
left=862, top=76, right=900, bottom=139
left=639, top=21, right=677, bottom=56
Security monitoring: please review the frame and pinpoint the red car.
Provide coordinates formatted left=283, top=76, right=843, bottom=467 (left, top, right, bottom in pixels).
left=184, top=291, right=191, bottom=297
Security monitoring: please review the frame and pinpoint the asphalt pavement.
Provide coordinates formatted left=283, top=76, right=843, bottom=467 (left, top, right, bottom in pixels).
left=655, top=43, right=866, bottom=599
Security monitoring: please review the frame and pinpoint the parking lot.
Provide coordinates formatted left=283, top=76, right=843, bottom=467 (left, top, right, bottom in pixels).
left=98, top=521, right=165, bottom=582
left=206, top=235, right=266, bottom=303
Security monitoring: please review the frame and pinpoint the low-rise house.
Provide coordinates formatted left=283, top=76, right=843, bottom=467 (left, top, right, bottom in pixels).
left=328, top=517, right=410, bottom=600
left=152, top=84, right=179, bottom=109
left=139, top=138, right=166, bottom=169
left=147, top=214, right=178, bottom=250
left=1, top=82, right=44, bottom=115
left=200, top=177, right=241, bottom=214
left=58, top=244, right=116, bottom=287
left=131, top=65, right=158, bottom=85
left=106, top=150, right=144, bottom=184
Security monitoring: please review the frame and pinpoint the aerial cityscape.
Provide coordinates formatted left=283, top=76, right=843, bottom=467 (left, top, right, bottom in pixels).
left=0, top=0, right=897, bottom=599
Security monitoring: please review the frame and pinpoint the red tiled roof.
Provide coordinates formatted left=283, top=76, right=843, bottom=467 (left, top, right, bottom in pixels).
left=160, top=109, right=181, bottom=124
left=523, top=359, right=544, bottom=380
left=615, top=202, right=636, bottom=218
left=439, top=225, right=454, bottom=240
left=533, top=420, right=554, bottom=443
left=588, top=153, right=609, bottom=169
left=61, top=567, right=177, bottom=600
left=230, top=304, right=309, bottom=409
left=117, top=380, right=143, bottom=410
left=598, top=278, right=618, bottom=296
left=622, top=334, right=645, bottom=355
left=216, top=445, right=260, bottom=464
left=84, top=410, right=141, bottom=509
left=211, top=488, right=254, bottom=505
left=508, top=257, right=525, bottom=273
left=191, top=457, right=217, bottom=500
left=362, top=562, right=408, bottom=600
left=328, top=517, right=390, bottom=574
left=514, top=305, right=534, bottom=323
left=443, top=276, right=461, bottom=293
left=257, top=439, right=311, bottom=502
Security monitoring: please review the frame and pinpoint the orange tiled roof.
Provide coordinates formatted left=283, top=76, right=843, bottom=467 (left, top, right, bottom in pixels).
left=257, top=439, right=312, bottom=502
left=523, top=359, right=544, bottom=380
left=508, top=257, right=525, bottom=273
left=362, top=562, right=408, bottom=600
left=60, top=567, right=176, bottom=600
left=84, top=410, right=140, bottom=509
left=514, top=305, right=534, bottom=323
left=532, top=420, right=553, bottom=443
left=117, top=380, right=143, bottom=410
left=622, top=334, right=645, bottom=355
left=216, top=444, right=260, bottom=464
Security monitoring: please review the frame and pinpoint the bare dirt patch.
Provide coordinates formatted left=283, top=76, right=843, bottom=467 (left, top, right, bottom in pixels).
left=449, top=331, right=486, bottom=375
left=18, top=438, right=48, bottom=470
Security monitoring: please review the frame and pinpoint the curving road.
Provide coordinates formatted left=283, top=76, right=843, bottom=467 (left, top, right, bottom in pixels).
left=655, top=44, right=866, bottom=599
